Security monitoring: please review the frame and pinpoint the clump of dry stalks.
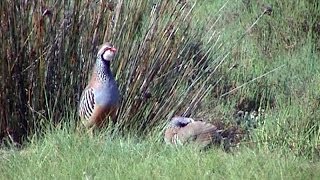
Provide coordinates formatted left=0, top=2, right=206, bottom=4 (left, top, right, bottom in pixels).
left=0, top=0, right=231, bottom=144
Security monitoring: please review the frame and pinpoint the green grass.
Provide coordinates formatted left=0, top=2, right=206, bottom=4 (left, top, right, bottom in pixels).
left=1, top=126, right=319, bottom=180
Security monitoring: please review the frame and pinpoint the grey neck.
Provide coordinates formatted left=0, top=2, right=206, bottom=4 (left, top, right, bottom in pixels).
left=94, top=57, right=113, bottom=81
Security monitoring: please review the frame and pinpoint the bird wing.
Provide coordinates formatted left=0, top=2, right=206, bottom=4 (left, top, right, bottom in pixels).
left=177, top=121, right=217, bottom=145
left=79, top=87, right=95, bottom=121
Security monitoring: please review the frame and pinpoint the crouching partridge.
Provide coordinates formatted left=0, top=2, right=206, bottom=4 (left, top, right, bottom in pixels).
left=78, top=42, right=120, bottom=129
left=164, top=116, right=222, bottom=149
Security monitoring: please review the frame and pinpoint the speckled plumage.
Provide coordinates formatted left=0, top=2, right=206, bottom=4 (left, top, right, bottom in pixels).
left=78, top=42, right=120, bottom=128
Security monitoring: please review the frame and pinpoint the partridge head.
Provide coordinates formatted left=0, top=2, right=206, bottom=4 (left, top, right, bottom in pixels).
left=97, top=42, right=117, bottom=61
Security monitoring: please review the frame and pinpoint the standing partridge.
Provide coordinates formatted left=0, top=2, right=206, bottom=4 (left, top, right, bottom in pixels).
left=78, top=42, right=120, bottom=129
left=164, top=116, right=221, bottom=149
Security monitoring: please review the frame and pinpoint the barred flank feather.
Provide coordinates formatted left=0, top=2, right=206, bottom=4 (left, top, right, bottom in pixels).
left=79, top=88, right=95, bottom=120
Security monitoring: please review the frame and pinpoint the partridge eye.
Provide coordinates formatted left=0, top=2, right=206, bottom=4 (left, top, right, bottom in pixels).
left=104, top=47, right=116, bottom=52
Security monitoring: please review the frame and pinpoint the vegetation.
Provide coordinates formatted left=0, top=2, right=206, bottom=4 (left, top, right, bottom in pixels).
left=1, top=126, right=320, bottom=179
left=0, top=0, right=320, bottom=179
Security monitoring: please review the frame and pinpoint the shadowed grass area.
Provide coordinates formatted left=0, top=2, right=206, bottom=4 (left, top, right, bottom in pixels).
left=0, top=126, right=319, bottom=179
